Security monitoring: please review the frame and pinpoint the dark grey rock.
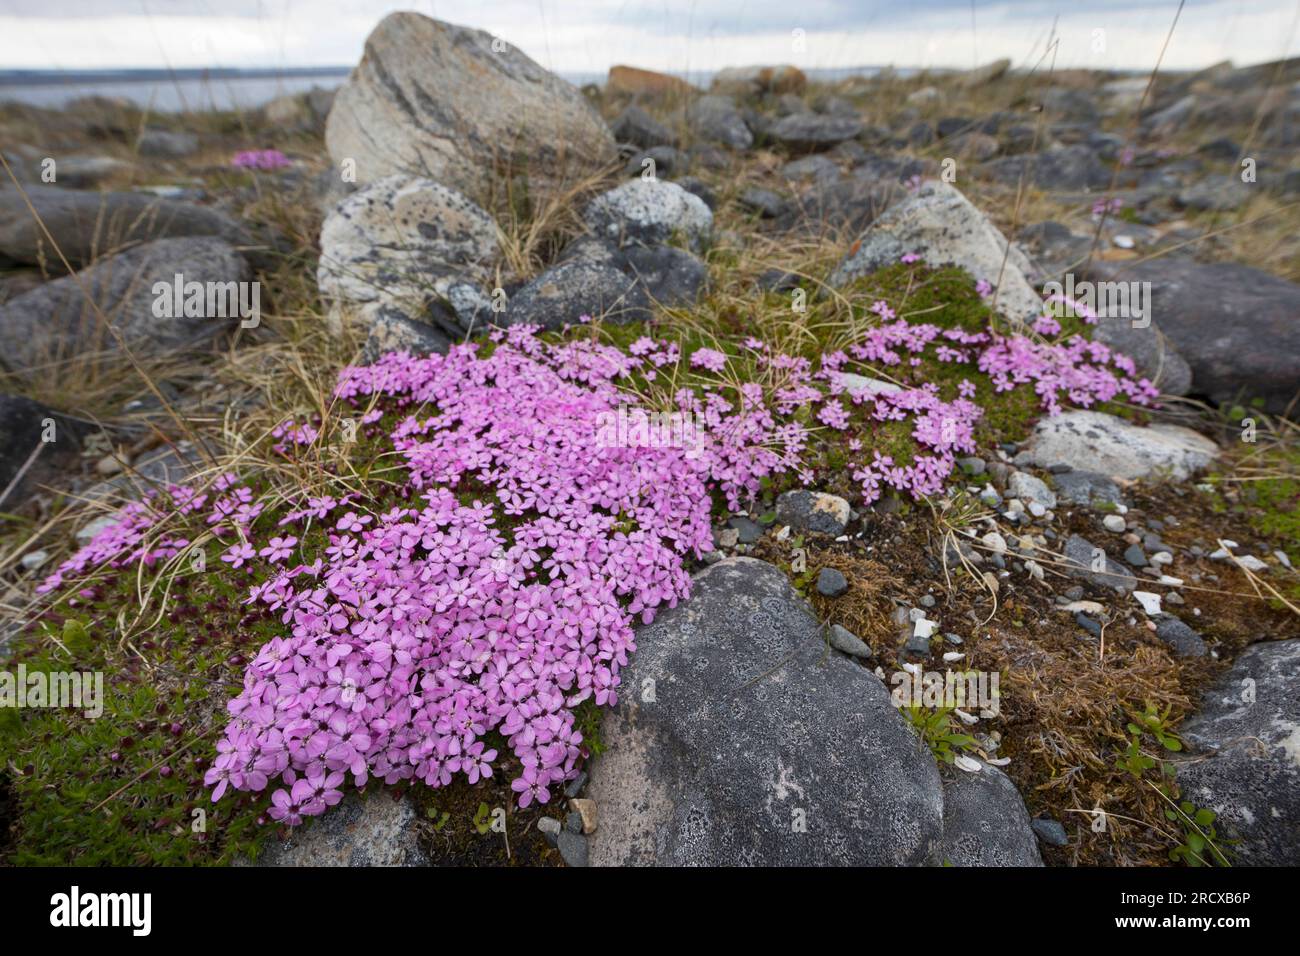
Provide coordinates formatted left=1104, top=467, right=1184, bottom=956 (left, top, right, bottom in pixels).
left=982, top=145, right=1111, bottom=192
left=768, top=112, right=864, bottom=151
left=739, top=186, right=787, bottom=218
left=775, top=489, right=851, bottom=536
left=673, top=176, right=717, bottom=209
left=0, top=236, right=250, bottom=374
left=1154, top=615, right=1207, bottom=658
left=0, top=185, right=250, bottom=269
left=816, top=567, right=849, bottom=598
left=688, top=95, right=753, bottom=149
left=565, top=811, right=584, bottom=835
left=1123, top=543, right=1149, bottom=568
left=1051, top=469, right=1125, bottom=508
left=557, top=830, right=589, bottom=867
left=1017, top=221, right=1093, bottom=281
left=938, top=760, right=1044, bottom=866
left=504, top=257, right=649, bottom=330
left=585, top=557, right=947, bottom=865
left=621, top=243, right=708, bottom=309
left=1031, top=817, right=1069, bottom=847
left=828, top=623, right=872, bottom=659
left=624, top=146, right=687, bottom=178
left=1091, top=319, right=1193, bottom=397
left=362, top=307, right=453, bottom=362
left=1062, top=534, right=1137, bottom=591
left=780, top=154, right=841, bottom=185
left=1075, top=613, right=1102, bottom=638
left=0, top=394, right=85, bottom=501
left=727, top=515, right=762, bottom=544
left=1086, top=258, right=1300, bottom=417
left=610, top=105, right=674, bottom=149
left=1175, top=639, right=1300, bottom=865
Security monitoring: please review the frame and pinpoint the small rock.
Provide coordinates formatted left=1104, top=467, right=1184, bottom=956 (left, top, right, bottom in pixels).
left=537, top=816, right=562, bottom=847
left=565, top=811, right=584, bottom=835
left=569, top=798, right=598, bottom=834
left=1008, top=472, right=1057, bottom=510
left=816, top=567, right=849, bottom=598
left=1123, top=543, right=1148, bottom=567
left=1102, top=514, right=1127, bottom=533
left=20, top=550, right=48, bottom=571
left=919, top=593, right=936, bottom=608
left=774, top=489, right=851, bottom=536
left=828, top=624, right=872, bottom=660
left=1154, top=615, right=1207, bottom=658
left=727, top=516, right=762, bottom=544
left=557, top=830, right=588, bottom=866
left=1031, top=817, right=1069, bottom=847
left=1075, top=613, right=1102, bottom=638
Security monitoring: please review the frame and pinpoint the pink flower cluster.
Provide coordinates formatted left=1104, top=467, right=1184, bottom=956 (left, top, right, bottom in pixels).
left=38, top=293, right=1158, bottom=822
left=231, top=149, right=291, bottom=170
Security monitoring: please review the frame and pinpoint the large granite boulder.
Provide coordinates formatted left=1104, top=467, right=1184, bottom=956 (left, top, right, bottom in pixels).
left=0, top=237, right=250, bottom=374
left=1175, top=640, right=1300, bottom=865
left=829, top=181, right=1044, bottom=324
left=0, top=186, right=249, bottom=269
left=325, top=13, right=615, bottom=198
left=1087, top=258, right=1300, bottom=416
left=586, top=557, right=1040, bottom=866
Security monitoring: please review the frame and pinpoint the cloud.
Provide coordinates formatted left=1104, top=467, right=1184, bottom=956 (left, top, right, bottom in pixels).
left=0, top=0, right=1295, bottom=71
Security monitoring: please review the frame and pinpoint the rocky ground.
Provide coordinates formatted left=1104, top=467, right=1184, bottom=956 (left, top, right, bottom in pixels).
left=1, top=12, right=1298, bottom=868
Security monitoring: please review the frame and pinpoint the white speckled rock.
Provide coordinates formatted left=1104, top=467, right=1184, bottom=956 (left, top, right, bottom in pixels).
left=1014, top=410, right=1219, bottom=482
left=318, top=175, right=499, bottom=320
left=246, top=790, right=430, bottom=867
left=582, top=179, right=713, bottom=252
left=1175, top=639, right=1300, bottom=865
left=829, top=181, right=1043, bottom=325
left=939, top=758, right=1043, bottom=866
left=325, top=12, right=615, bottom=198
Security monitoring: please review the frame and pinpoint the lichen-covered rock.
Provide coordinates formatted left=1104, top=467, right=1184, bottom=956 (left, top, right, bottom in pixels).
left=248, top=790, right=429, bottom=867
left=938, top=760, right=1044, bottom=867
left=829, top=181, right=1044, bottom=325
left=0, top=237, right=249, bottom=374
left=587, top=557, right=948, bottom=865
left=1014, top=410, right=1218, bottom=481
left=774, top=489, right=852, bottom=536
left=1175, top=640, right=1300, bottom=865
left=583, top=179, right=713, bottom=252
left=325, top=12, right=615, bottom=197
left=317, top=175, right=499, bottom=320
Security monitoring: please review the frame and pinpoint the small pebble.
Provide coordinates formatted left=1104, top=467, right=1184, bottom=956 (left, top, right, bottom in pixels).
left=815, top=568, right=848, bottom=598
left=1031, top=817, right=1069, bottom=847
left=1102, top=514, right=1126, bottom=533
left=557, top=830, right=589, bottom=867
left=919, top=593, right=936, bottom=608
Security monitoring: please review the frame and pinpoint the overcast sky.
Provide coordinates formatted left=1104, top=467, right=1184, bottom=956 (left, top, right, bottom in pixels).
left=1, top=1, right=1297, bottom=73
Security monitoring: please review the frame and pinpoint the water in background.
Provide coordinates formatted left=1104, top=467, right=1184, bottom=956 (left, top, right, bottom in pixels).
left=0, top=66, right=914, bottom=113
